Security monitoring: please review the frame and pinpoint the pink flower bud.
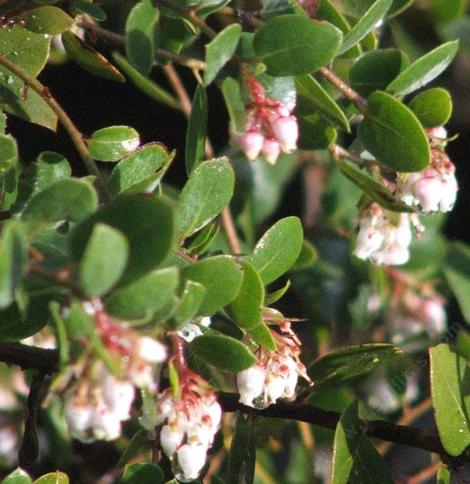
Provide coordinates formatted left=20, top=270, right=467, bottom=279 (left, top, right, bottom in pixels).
left=413, top=176, right=442, bottom=213
left=261, top=138, right=281, bottom=165
left=238, top=130, right=264, bottom=160
left=271, top=115, right=298, bottom=153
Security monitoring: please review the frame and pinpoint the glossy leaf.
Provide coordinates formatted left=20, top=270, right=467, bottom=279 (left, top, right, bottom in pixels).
left=358, top=91, right=430, bottom=172
left=332, top=402, right=394, bottom=484
left=349, top=48, right=409, bottom=97
left=33, top=472, right=69, bottom=484
left=87, top=126, right=140, bottom=162
left=430, top=343, right=470, bottom=456
left=204, top=24, right=241, bottom=86
left=292, top=240, right=318, bottom=270
left=71, top=195, right=174, bottom=285
left=190, top=334, right=257, bottom=371
left=253, top=14, right=343, bottom=76
left=181, top=255, right=243, bottom=315
left=70, top=1, right=107, bottom=20
left=227, top=413, right=255, bottom=484
left=408, top=87, right=453, bottom=128
left=22, top=179, right=98, bottom=234
left=444, top=242, right=470, bottom=324
left=0, top=134, right=18, bottom=177
left=173, top=280, right=206, bottom=324
left=185, top=85, right=208, bottom=174
left=309, top=344, right=402, bottom=390
left=108, top=143, right=174, bottom=196
left=2, top=468, right=32, bottom=484
left=437, top=465, right=452, bottom=484
left=297, top=112, right=337, bottom=150
left=386, top=41, right=459, bottom=97
left=125, top=0, right=159, bottom=75
left=342, top=0, right=413, bottom=17
left=339, top=0, right=392, bottom=55
left=177, top=157, right=234, bottom=240
left=79, top=224, right=129, bottom=297
left=106, top=267, right=179, bottom=319
left=222, top=77, right=246, bottom=133
left=248, top=216, right=303, bottom=285
left=24, top=6, right=74, bottom=35
left=62, top=31, right=125, bottom=83
left=295, top=75, right=350, bottom=132
left=0, top=220, right=27, bottom=308
left=117, top=429, right=149, bottom=468
left=265, top=279, right=291, bottom=305
left=120, top=463, right=164, bottom=484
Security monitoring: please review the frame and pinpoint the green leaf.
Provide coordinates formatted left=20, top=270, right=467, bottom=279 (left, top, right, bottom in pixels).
left=204, top=24, right=241, bottom=86
left=106, top=267, right=179, bottom=320
left=190, top=334, right=257, bottom=371
left=408, top=87, right=453, bottom=128
left=62, top=31, right=125, bottom=83
left=221, top=77, right=246, bottom=134
left=332, top=402, right=394, bottom=484
left=342, top=0, right=413, bottom=17
left=117, top=429, right=149, bottom=468
left=337, top=159, right=414, bottom=212
left=70, top=1, right=107, bottom=21
left=0, top=220, right=27, bottom=308
left=349, top=48, right=409, bottom=97
left=444, top=242, right=470, bottom=324
left=185, top=85, right=208, bottom=174
left=437, top=465, right=452, bottom=484
left=173, top=280, right=206, bottom=324
left=248, top=216, right=303, bottom=285
left=339, top=0, right=392, bottom=55
left=2, top=468, right=32, bottom=484
left=125, top=0, right=159, bottom=75
left=295, top=75, right=350, bottom=132
left=181, top=255, right=243, bottom=315
left=87, top=126, right=140, bottom=162
left=253, top=14, right=343, bottom=76
left=22, top=178, right=98, bottom=234
left=297, top=112, right=337, bottom=150
left=112, top=52, right=179, bottom=110
left=120, top=463, right=164, bottom=484
left=430, top=343, right=470, bottom=456
left=431, top=0, right=467, bottom=24
left=33, top=472, right=69, bottom=484
left=177, top=158, right=234, bottom=240
left=358, top=91, right=430, bottom=172
left=24, top=6, right=74, bottom=34
left=386, top=41, right=459, bottom=97
left=72, top=195, right=174, bottom=285
left=265, top=279, right=291, bottom=305
left=309, top=344, right=402, bottom=391
left=108, top=143, right=174, bottom=196
left=0, top=134, right=18, bottom=177
left=292, top=240, right=318, bottom=270
left=227, top=413, right=255, bottom=484
left=0, top=26, right=56, bottom=130
left=79, top=224, right=129, bottom=297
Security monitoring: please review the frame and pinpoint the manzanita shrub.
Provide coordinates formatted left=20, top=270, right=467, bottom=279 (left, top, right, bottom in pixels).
left=0, top=0, right=468, bottom=482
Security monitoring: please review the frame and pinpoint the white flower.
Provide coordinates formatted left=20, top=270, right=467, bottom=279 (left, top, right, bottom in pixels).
left=160, top=425, right=185, bottom=458
left=136, top=337, right=167, bottom=363
left=270, top=115, right=298, bottom=153
left=237, top=365, right=266, bottom=407
left=176, top=443, right=207, bottom=481
left=266, top=374, right=285, bottom=404
left=65, top=398, right=93, bottom=441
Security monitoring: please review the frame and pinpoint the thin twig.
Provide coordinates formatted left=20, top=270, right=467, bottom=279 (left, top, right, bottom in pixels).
left=26, top=264, right=82, bottom=297
left=406, top=459, right=441, bottom=484
left=319, top=67, right=368, bottom=112
left=0, top=54, right=110, bottom=202
left=329, top=143, right=375, bottom=167
left=163, top=64, right=193, bottom=117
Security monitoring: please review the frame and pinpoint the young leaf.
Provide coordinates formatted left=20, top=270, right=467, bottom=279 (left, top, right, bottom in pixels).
left=338, top=0, right=392, bottom=55
left=0, top=220, right=27, bottom=308
left=22, top=178, right=98, bottom=234
left=185, top=85, right=208, bottom=174
left=248, top=216, right=303, bottom=285
left=62, top=32, right=125, bottom=83
left=108, top=143, right=174, bottom=196
left=2, top=468, right=32, bottom=484
left=204, top=24, right=242, bottom=86
left=181, top=256, right=243, bottom=315
left=430, top=343, right=470, bottom=456
left=437, top=465, right=452, bottom=484
left=79, top=224, right=129, bottom=297
left=309, top=344, right=402, bottom=391
left=177, top=157, right=234, bottom=240
left=172, top=280, right=206, bottom=324
left=190, top=334, right=257, bottom=371
left=386, top=41, right=459, bottom=97
left=408, top=87, right=453, bottom=128
left=332, top=402, right=394, bottom=484
left=358, top=91, right=430, bottom=172
left=120, top=463, right=164, bottom=484
left=33, top=472, right=69, bottom=484
left=349, top=48, right=409, bottom=97
left=444, top=242, right=470, bottom=324
left=105, top=267, right=179, bottom=320
left=253, top=14, right=343, bottom=76
left=87, top=126, right=140, bottom=162
left=24, top=6, right=74, bottom=35
left=125, top=0, right=159, bottom=75
left=295, top=75, right=350, bottom=132
left=71, top=195, right=174, bottom=285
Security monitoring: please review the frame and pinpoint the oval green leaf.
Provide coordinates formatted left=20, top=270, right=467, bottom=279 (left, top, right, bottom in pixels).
left=444, top=242, right=470, bottom=324
left=24, top=6, right=74, bottom=35
left=358, top=91, right=431, bottom=172
left=33, top=472, right=69, bottom=484
left=87, top=126, right=140, bottom=162
left=408, top=87, right=453, bottom=128
left=120, top=463, right=164, bottom=484
left=185, top=84, right=208, bottom=174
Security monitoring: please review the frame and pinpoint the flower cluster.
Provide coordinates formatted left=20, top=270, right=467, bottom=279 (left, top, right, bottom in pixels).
left=231, top=75, right=298, bottom=164
left=145, top=377, right=221, bottom=481
left=353, top=203, right=422, bottom=266
left=237, top=323, right=311, bottom=408
left=398, top=131, right=458, bottom=213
